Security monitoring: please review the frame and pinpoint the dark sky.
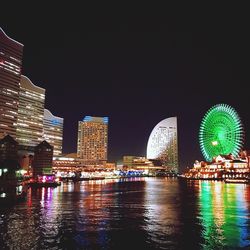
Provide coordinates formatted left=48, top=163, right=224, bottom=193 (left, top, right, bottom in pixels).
left=1, top=5, right=250, bottom=172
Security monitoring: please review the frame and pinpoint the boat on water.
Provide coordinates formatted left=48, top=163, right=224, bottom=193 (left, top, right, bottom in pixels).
left=178, top=175, right=223, bottom=181
left=224, top=178, right=249, bottom=184
left=105, top=175, right=120, bottom=179
left=80, top=176, right=106, bottom=181
left=28, top=174, right=61, bottom=188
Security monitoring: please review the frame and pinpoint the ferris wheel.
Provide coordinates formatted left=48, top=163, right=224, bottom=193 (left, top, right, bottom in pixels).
left=199, top=104, right=244, bottom=161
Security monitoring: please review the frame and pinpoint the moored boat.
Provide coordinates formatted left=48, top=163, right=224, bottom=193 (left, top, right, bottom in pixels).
left=28, top=174, right=61, bottom=188
left=224, top=178, right=249, bottom=184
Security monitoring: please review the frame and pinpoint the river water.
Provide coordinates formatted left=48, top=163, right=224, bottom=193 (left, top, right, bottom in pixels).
left=0, top=177, right=250, bottom=249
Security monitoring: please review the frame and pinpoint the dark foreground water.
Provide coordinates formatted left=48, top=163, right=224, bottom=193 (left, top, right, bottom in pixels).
left=0, top=177, right=250, bottom=249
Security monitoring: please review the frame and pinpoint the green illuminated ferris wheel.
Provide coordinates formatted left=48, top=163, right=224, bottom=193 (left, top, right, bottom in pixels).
left=199, top=104, right=244, bottom=161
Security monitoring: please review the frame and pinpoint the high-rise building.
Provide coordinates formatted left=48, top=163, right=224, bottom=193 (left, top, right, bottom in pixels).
left=43, top=109, right=63, bottom=156
left=0, top=28, right=23, bottom=139
left=77, top=116, right=108, bottom=165
left=146, top=117, right=179, bottom=173
left=16, top=75, right=45, bottom=147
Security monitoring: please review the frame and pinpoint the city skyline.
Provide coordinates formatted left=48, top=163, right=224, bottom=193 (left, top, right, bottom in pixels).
left=1, top=8, right=250, bottom=172
left=1, top=6, right=250, bottom=249
left=0, top=28, right=63, bottom=159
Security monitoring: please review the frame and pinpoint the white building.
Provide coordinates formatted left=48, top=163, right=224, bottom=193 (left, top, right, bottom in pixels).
left=147, top=117, right=178, bottom=172
left=16, top=75, right=45, bottom=147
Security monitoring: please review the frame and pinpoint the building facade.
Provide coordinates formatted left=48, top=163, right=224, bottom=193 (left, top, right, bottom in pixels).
left=123, top=156, right=154, bottom=170
left=0, top=135, right=19, bottom=178
left=0, top=135, right=18, bottom=162
left=32, top=140, right=53, bottom=176
left=146, top=117, right=179, bottom=173
left=16, top=75, right=45, bottom=147
left=43, top=109, right=63, bottom=156
left=184, top=154, right=249, bottom=179
left=0, top=28, right=23, bottom=139
left=77, top=116, right=108, bottom=165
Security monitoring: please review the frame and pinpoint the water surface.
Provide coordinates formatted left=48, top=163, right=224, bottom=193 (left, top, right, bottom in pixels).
left=0, top=177, right=249, bottom=249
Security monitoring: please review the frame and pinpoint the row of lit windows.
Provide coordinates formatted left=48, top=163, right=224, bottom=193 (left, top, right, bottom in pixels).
left=0, top=59, right=20, bottom=70
left=18, top=114, right=44, bottom=120
left=0, top=51, right=21, bottom=64
left=1, top=113, right=15, bottom=119
left=44, top=135, right=62, bottom=140
left=5, top=88, right=19, bottom=95
left=17, top=128, right=43, bottom=134
left=44, top=126, right=62, bottom=131
left=17, top=118, right=43, bottom=126
left=0, top=61, right=20, bottom=73
left=23, top=90, right=45, bottom=98
left=0, top=64, right=20, bottom=75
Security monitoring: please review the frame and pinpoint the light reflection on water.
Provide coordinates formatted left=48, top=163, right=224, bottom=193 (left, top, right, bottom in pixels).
left=0, top=178, right=249, bottom=249
left=198, top=181, right=250, bottom=249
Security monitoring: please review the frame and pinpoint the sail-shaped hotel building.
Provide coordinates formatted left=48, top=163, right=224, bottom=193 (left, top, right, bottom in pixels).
left=146, top=117, right=179, bottom=173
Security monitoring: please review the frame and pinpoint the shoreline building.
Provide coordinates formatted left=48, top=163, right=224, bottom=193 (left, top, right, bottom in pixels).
left=32, top=140, right=53, bottom=177
left=43, top=109, right=64, bottom=156
left=0, top=135, right=19, bottom=179
left=77, top=116, right=108, bottom=166
left=147, top=117, right=179, bottom=173
left=53, top=154, right=82, bottom=174
left=123, top=156, right=154, bottom=170
left=184, top=154, right=250, bottom=179
left=16, top=75, right=45, bottom=147
left=0, top=28, right=23, bottom=139
left=0, top=135, right=18, bottom=163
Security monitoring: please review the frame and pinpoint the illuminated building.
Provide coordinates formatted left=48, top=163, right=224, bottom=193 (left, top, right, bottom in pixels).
left=184, top=154, right=249, bottom=179
left=0, top=28, right=23, bottom=139
left=146, top=117, right=178, bottom=173
left=43, top=109, right=63, bottom=156
left=16, top=75, right=45, bottom=147
left=77, top=116, right=108, bottom=165
left=32, top=140, right=53, bottom=177
left=105, top=162, right=116, bottom=170
left=17, top=145, right=34, bottom=172
left=123, top=156, right=154, bottom=170
left=53, top=156, right=82, bottom=173
left=52, top=154, right=116, bottom=178
left=240, top=150, right=250, bottom=167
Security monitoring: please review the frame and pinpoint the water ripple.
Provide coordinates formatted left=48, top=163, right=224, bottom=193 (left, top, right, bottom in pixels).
left=0, top=178, right=250, bottom=249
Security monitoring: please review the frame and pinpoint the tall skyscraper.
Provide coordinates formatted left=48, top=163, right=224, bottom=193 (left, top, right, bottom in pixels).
left=147, top=117, right=179, bottom=173
left=0, top=28, right=23, bottom=139
left=77, top=116, right=108, bottom=165
left=16, top=75, right=45, bottom=147
left=43, top=109, right=63, bottom=156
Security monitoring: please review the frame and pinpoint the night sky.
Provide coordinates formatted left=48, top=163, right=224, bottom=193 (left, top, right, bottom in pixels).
left=1, top=5, right=250, bottom=172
